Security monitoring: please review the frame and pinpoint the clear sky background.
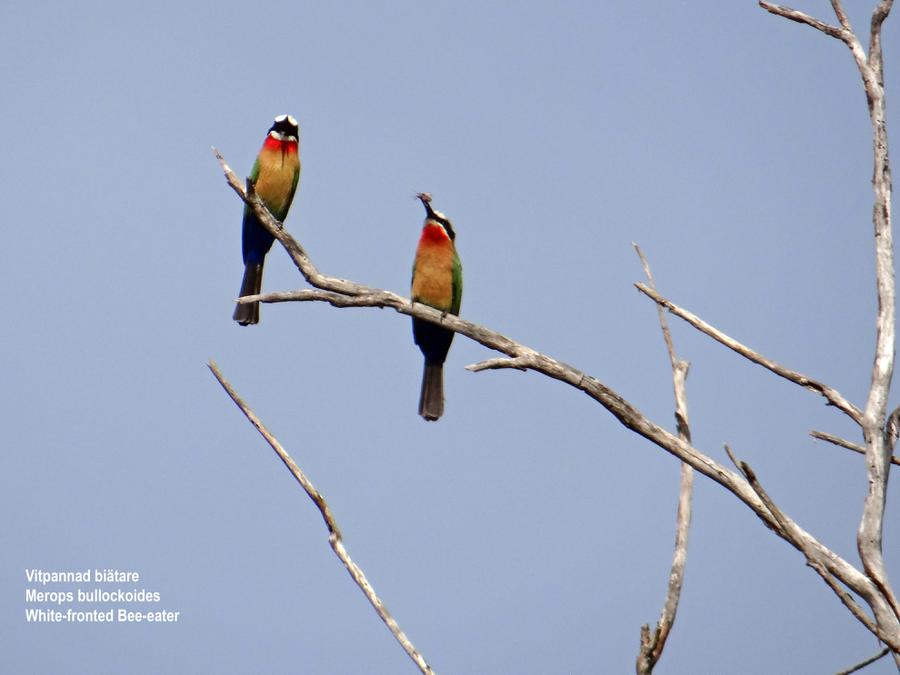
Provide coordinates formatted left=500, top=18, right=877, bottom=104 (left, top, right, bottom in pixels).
left=2, top=1, right=899, bottom=673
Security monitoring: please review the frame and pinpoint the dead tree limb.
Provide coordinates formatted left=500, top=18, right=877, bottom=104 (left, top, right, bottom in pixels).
left=760, top=0, right=900, bottom=660
left=634, top=284, right=862, bottom=424
left=208, top=361, right=435, bottom=675
left=724, top=446, right=897, bottom=652
left=810, top=430, right=900, bottom=466
left=835, top=647, right=890, bottom=675
left=634, top=245, right=694, bottom=675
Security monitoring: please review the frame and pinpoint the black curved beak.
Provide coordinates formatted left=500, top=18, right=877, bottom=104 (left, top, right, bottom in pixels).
left=416, top=192, right=435, bottom=218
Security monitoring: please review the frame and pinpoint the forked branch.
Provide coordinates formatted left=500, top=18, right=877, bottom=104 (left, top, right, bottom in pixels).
left=725, top=446, right=899, bottom=653
left=634, top=245, right=694, bottom=675
left=758, top=1, right=848, bottom=39
left=760, top=0, right=899, bottom=651
left=634, top=284, right=862, bottom=424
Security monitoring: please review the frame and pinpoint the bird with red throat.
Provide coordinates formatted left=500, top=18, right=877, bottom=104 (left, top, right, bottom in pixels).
left=411, top=193, right=463, bottom=421
left=233, top=114, right=301, bottom=325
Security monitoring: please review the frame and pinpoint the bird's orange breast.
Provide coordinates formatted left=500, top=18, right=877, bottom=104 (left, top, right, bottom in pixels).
left=255, top=141, right=299, bottom=216
left=412, top=226, right=455, bottom=309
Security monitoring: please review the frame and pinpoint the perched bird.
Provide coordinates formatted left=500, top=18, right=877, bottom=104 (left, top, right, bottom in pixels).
left=411, top=193, right=463, bottom=421
left=233, top=114, right=301, bottom=325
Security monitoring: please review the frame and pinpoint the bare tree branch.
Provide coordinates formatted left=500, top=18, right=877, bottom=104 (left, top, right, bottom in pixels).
left=810, top=430, right=867, bottom=456
left=465, top=356, right=531, bottom=372
left=756, top=2, right=872, bottom=122
left=758, top=2, right=847, bottom=40
left=868, top=2, right=894, bottom=86
left=207, top=360, right=435, bottom=675
left=835, top=647, right=890, bottom=675
left=634, top=246, right=679, bottom=372
left=216, top=147, right=898, bottom=653
left=830, top=0, right=853, bottom=33
left=214, top=148, right=377, bottom=300
left=238, top=288, right=389, bottom=309
left=634, top=283, right=863, bottom=424
left=634, top=245, right=694, bottom=675
left=760, top=0, right=900, bottom=655
left=854, top=0, right=899, bottom=631
left=724, top=447, right=900, bottom=653
left=810, top=430, right=900, bottom=466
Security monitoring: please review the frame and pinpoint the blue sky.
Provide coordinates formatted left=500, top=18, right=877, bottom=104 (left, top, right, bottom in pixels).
left=2, top=1, right=899, bottom=673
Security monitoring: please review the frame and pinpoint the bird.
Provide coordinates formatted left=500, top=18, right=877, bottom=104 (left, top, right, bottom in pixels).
left=233, top=114, right=301, bottom=325
left=411, top=193, right=463, bottom=421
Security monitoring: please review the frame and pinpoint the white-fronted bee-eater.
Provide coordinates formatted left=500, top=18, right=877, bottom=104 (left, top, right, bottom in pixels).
left=233, top=114, right=301, bottom=325
left=411, top=193, right=463, bottom=421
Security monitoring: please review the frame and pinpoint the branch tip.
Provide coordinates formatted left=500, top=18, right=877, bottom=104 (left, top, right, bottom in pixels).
left=207, top=360, right=434, bottom=674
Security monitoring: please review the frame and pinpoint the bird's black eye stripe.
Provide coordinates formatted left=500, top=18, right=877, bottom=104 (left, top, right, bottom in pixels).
left=436, top=217, right=456, bottom=241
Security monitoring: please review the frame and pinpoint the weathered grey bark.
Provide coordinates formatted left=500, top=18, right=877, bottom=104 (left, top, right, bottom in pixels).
left=634, top=284, right=862, bottom=423
left=760, top=1, right=899, bottom=665
left=810, top=430, right=900, bottom=466
left=208, top=361, right=435, bottom=675
left=634, top=245, right=694, bottom=675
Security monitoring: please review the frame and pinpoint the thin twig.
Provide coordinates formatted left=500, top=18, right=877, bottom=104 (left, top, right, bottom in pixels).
left=207, top=360, right=435, bottom=675
left=835, top=647, right=890, bottom=675
left=810, top=430, right=900, bottom=466
left=830, top=0, right=852, bottom=32
left=634, top=283, right=863, bottom=425
left=465, top=356, right=531, bottom=372
left=634, top=245, right=694, bottom=675
left=810, top=430, right=867, bottom=456
left=758, top=1, right=847, bottom=40
left=634, top=245, right=678, bottom=371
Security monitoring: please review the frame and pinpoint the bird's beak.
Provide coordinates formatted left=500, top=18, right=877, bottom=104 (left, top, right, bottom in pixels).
left=417, top=192, right=435, bottom=218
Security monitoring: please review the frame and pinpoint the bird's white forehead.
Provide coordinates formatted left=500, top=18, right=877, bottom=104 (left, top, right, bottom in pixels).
left=274, top=114, right=298, bottom=127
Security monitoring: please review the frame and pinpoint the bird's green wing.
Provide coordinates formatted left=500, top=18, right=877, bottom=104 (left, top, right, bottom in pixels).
left=290, top=161, right=301, bottom=199
left=243, top=158, right=262, bottom=219
left=450, top=252, right=463, bottom=315
left=248, top=157, right=261, bottom=183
